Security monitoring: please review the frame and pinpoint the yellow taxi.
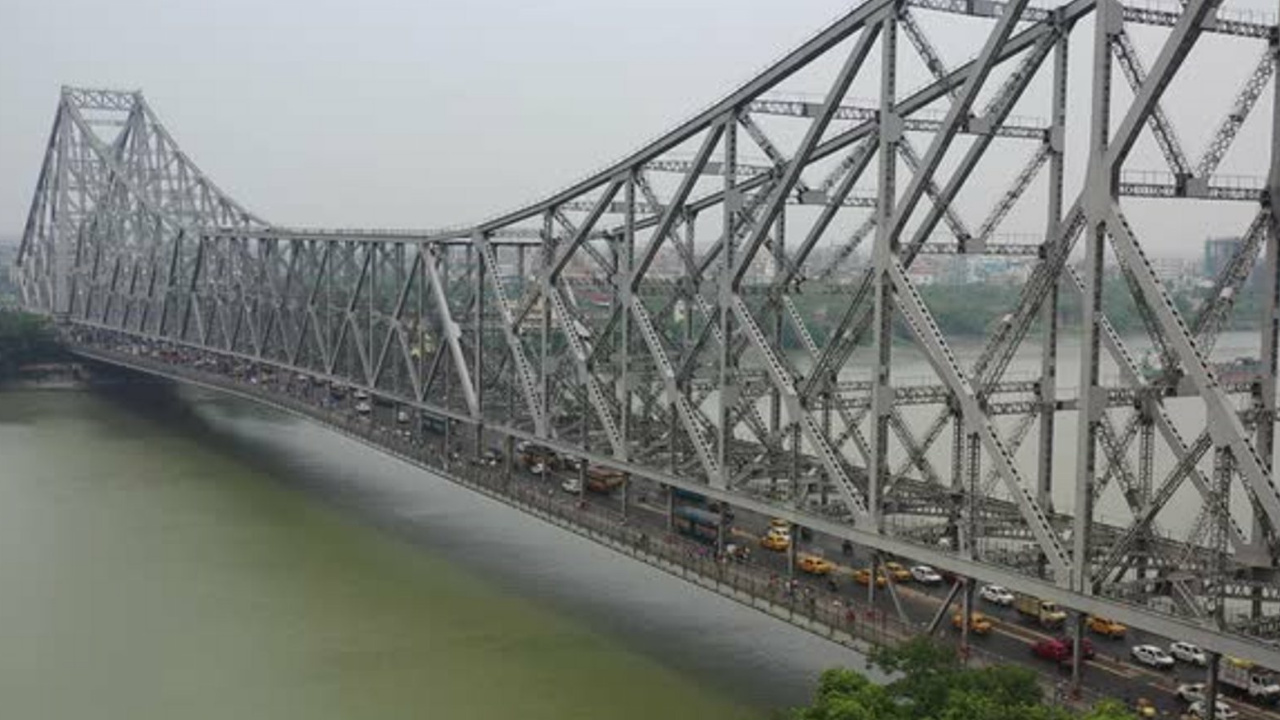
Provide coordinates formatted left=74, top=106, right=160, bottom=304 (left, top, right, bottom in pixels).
left=852, top=568, right=887, bottom=588
left=952, top=611, right=993, bottom=635
left=882, top=561, right=912, bottom=582
left=760, top=529, right=791, bottom=551
left=798, top=554, right=835, bottom=576
left=1086, top=616, right=1128, bottom=638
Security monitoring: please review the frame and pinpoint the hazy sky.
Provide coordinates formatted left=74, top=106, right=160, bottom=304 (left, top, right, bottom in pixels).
left=0, top=1, right=867, bottom=232
left=2, top=0, right=1276, bottom=257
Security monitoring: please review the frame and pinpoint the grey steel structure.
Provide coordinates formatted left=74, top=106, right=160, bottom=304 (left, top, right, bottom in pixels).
left=15, top=0, right=1280, bottom=674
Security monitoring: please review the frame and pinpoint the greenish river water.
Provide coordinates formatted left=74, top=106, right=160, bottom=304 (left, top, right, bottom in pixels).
left=0, top=386, right=856, bottom=719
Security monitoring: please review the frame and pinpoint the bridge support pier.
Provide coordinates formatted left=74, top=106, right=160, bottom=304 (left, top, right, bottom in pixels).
left=665, top=485, right=675, bottom=533
left=788, top=523, right=798, bottom=579
left=959, top=579, right=975, bottom=663
left=504, top=434, right=514, bottom=486
left=1069, top=612, right=1086, bottom=693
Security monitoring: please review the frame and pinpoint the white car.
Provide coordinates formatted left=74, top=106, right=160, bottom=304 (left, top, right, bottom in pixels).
left=979, top=585, right=1015, bottom=605
left=1188, top=700, right=1239, bottom=719
left=355, top=401, right=372, bottom=414
left=1130, top=644, right=1175, bottom=669
left=561, top=478, right=582, bottom=494
left=911, top=565, right=943, bottom=584
left=1170, top=641, right=1208, bottom=666
left=1175, top=683, right=1206, bottom=703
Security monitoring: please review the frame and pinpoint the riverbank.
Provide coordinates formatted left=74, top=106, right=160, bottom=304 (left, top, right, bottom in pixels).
left=0, top=309, right=68, bottom=383
left=0, top=361, right=89, bottom=390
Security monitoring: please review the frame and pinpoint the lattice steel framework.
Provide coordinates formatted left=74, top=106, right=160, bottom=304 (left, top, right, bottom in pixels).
left=16, top=0, right=1280, bottom=669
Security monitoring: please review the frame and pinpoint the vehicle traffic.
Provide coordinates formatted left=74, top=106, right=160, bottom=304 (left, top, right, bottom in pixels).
left=852, top=568, right=887, bottom=588
left=673, top=506, right=721, bottom=544
left=910, top=565, right=942, bottom=584
left=798, top=554, right=835, bottom=576
left=583, top=466, right=625, bottom=494
left=979, top=584, right=1014, bottom=605
left=882, top=561, right=912, bottom=582
left=1032, top=637, right=1095, bottom=663
left=760, top=528, right=790, bottom=551
left=1013, top=593, right=1068, bottom=629
left=1176, top=683, right=1206, bottom=704
left=1219, top=657, right=1280, bottom=704
left=1170, top=642, right=1208, bottom=666
left=1187, top=700, right=1240, bottom=719
left=517, top=441, right=561, bottom=472
left=952, top=611, right=993, bottom=635
left=1086, top=616, right=1127, bottom=639
left=1130, top=645, right=1175, bottom=669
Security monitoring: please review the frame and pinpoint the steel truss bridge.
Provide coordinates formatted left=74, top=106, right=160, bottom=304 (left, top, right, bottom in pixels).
left=15, top=0, right=1280, bottom=673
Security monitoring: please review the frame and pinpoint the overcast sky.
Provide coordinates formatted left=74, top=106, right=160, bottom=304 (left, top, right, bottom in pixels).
left=2, top=0, right=1276, bottom=257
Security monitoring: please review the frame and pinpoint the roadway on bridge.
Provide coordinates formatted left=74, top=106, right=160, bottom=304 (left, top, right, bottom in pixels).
left=82, top=344, right=1280, bottom=720
left=278, top=379, right=1280, bottom=720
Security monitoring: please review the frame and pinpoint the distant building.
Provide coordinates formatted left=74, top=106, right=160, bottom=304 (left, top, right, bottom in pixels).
left=1202, top=236, right=1261, bottom=286
left=1204, top=237, right=1241, bottom=279
left=1149, top=256, right=1196, bottom=288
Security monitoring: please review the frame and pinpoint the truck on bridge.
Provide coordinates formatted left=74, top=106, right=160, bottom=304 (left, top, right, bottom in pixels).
left=517, top=442, right=562, bottom=473
left=1014, top=593, right=1068, bottom=629
left=1220, top=657, right=1280, bottom=704
left=584, top=467, right=625, bottom=494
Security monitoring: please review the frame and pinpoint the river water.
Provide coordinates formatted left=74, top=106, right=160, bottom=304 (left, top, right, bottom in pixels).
left=0, top=386, right=858, bottom=720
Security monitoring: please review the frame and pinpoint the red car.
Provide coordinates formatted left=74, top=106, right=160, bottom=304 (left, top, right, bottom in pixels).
left=1032, top=638, right=1095, bottom=663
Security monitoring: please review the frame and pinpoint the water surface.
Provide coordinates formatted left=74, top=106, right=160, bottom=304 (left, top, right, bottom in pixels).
left=0, top=387, right=858, bottom=719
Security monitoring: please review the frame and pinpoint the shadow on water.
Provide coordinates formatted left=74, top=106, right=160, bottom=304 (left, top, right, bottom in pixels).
left=93, top=378, right=867, bottom=711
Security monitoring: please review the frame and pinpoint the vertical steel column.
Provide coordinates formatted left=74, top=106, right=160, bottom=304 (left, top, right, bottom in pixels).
left=869, top=9, right=899, bottom=539
left=965, top=428, right=980, bottom=560
left=770, top=212, right=784, bottom=440
left=473, top=241, right=485, bottom=457
left=1072, top=0, right=1118, bottom=690
left=540, top=212, right=553, bottom=436
left=504, top=433, right=514, bottom=486
left=1253, top=29, right=1280, bottom=618
left=394, top=241, right=405, bottom=395
left=1205, top=652, right=1222, bottom=720
left=1206, top=446, right=1233, bottom=720
left=442, top=247, right=453, bottom=458
left=414, top=242, right=427, bottom=404
left=788, top=521, right=798, bottom=579
left=666, top=485, right=675, bottom=532
left=950, top=409, right=965, bottom=550
left=368, top=243, right=377, bottom=387
left=960, top=578, right=975, bottom=662
left=684, top=214, right=697, bottom=349
left=619, top=174, right=636, bottom=465
left=1037, top=29, right=1068, bottom=525
left=717, top=114, right=738, bottom=491
left=1135, top=411, right=1155, bottom=584
left=52, top=109, right=71, bottom=315
left=513, top=245, right=525, bottom=425
left=620, top=173, right=637, bottom=521
left=1213, top=446, right=1233, bottom=630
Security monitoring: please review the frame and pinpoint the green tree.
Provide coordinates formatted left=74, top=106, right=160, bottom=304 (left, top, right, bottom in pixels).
left=0, top=310, right=63, bottom=378
left=789, top=638, right=1138, bottom=720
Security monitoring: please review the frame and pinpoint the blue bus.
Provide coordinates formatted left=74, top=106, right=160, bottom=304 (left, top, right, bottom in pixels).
left=673, top=506, right=721, bottom=544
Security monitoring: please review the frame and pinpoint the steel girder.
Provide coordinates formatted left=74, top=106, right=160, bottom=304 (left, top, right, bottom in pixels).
left=16, top=0, right=1280, bottom=669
